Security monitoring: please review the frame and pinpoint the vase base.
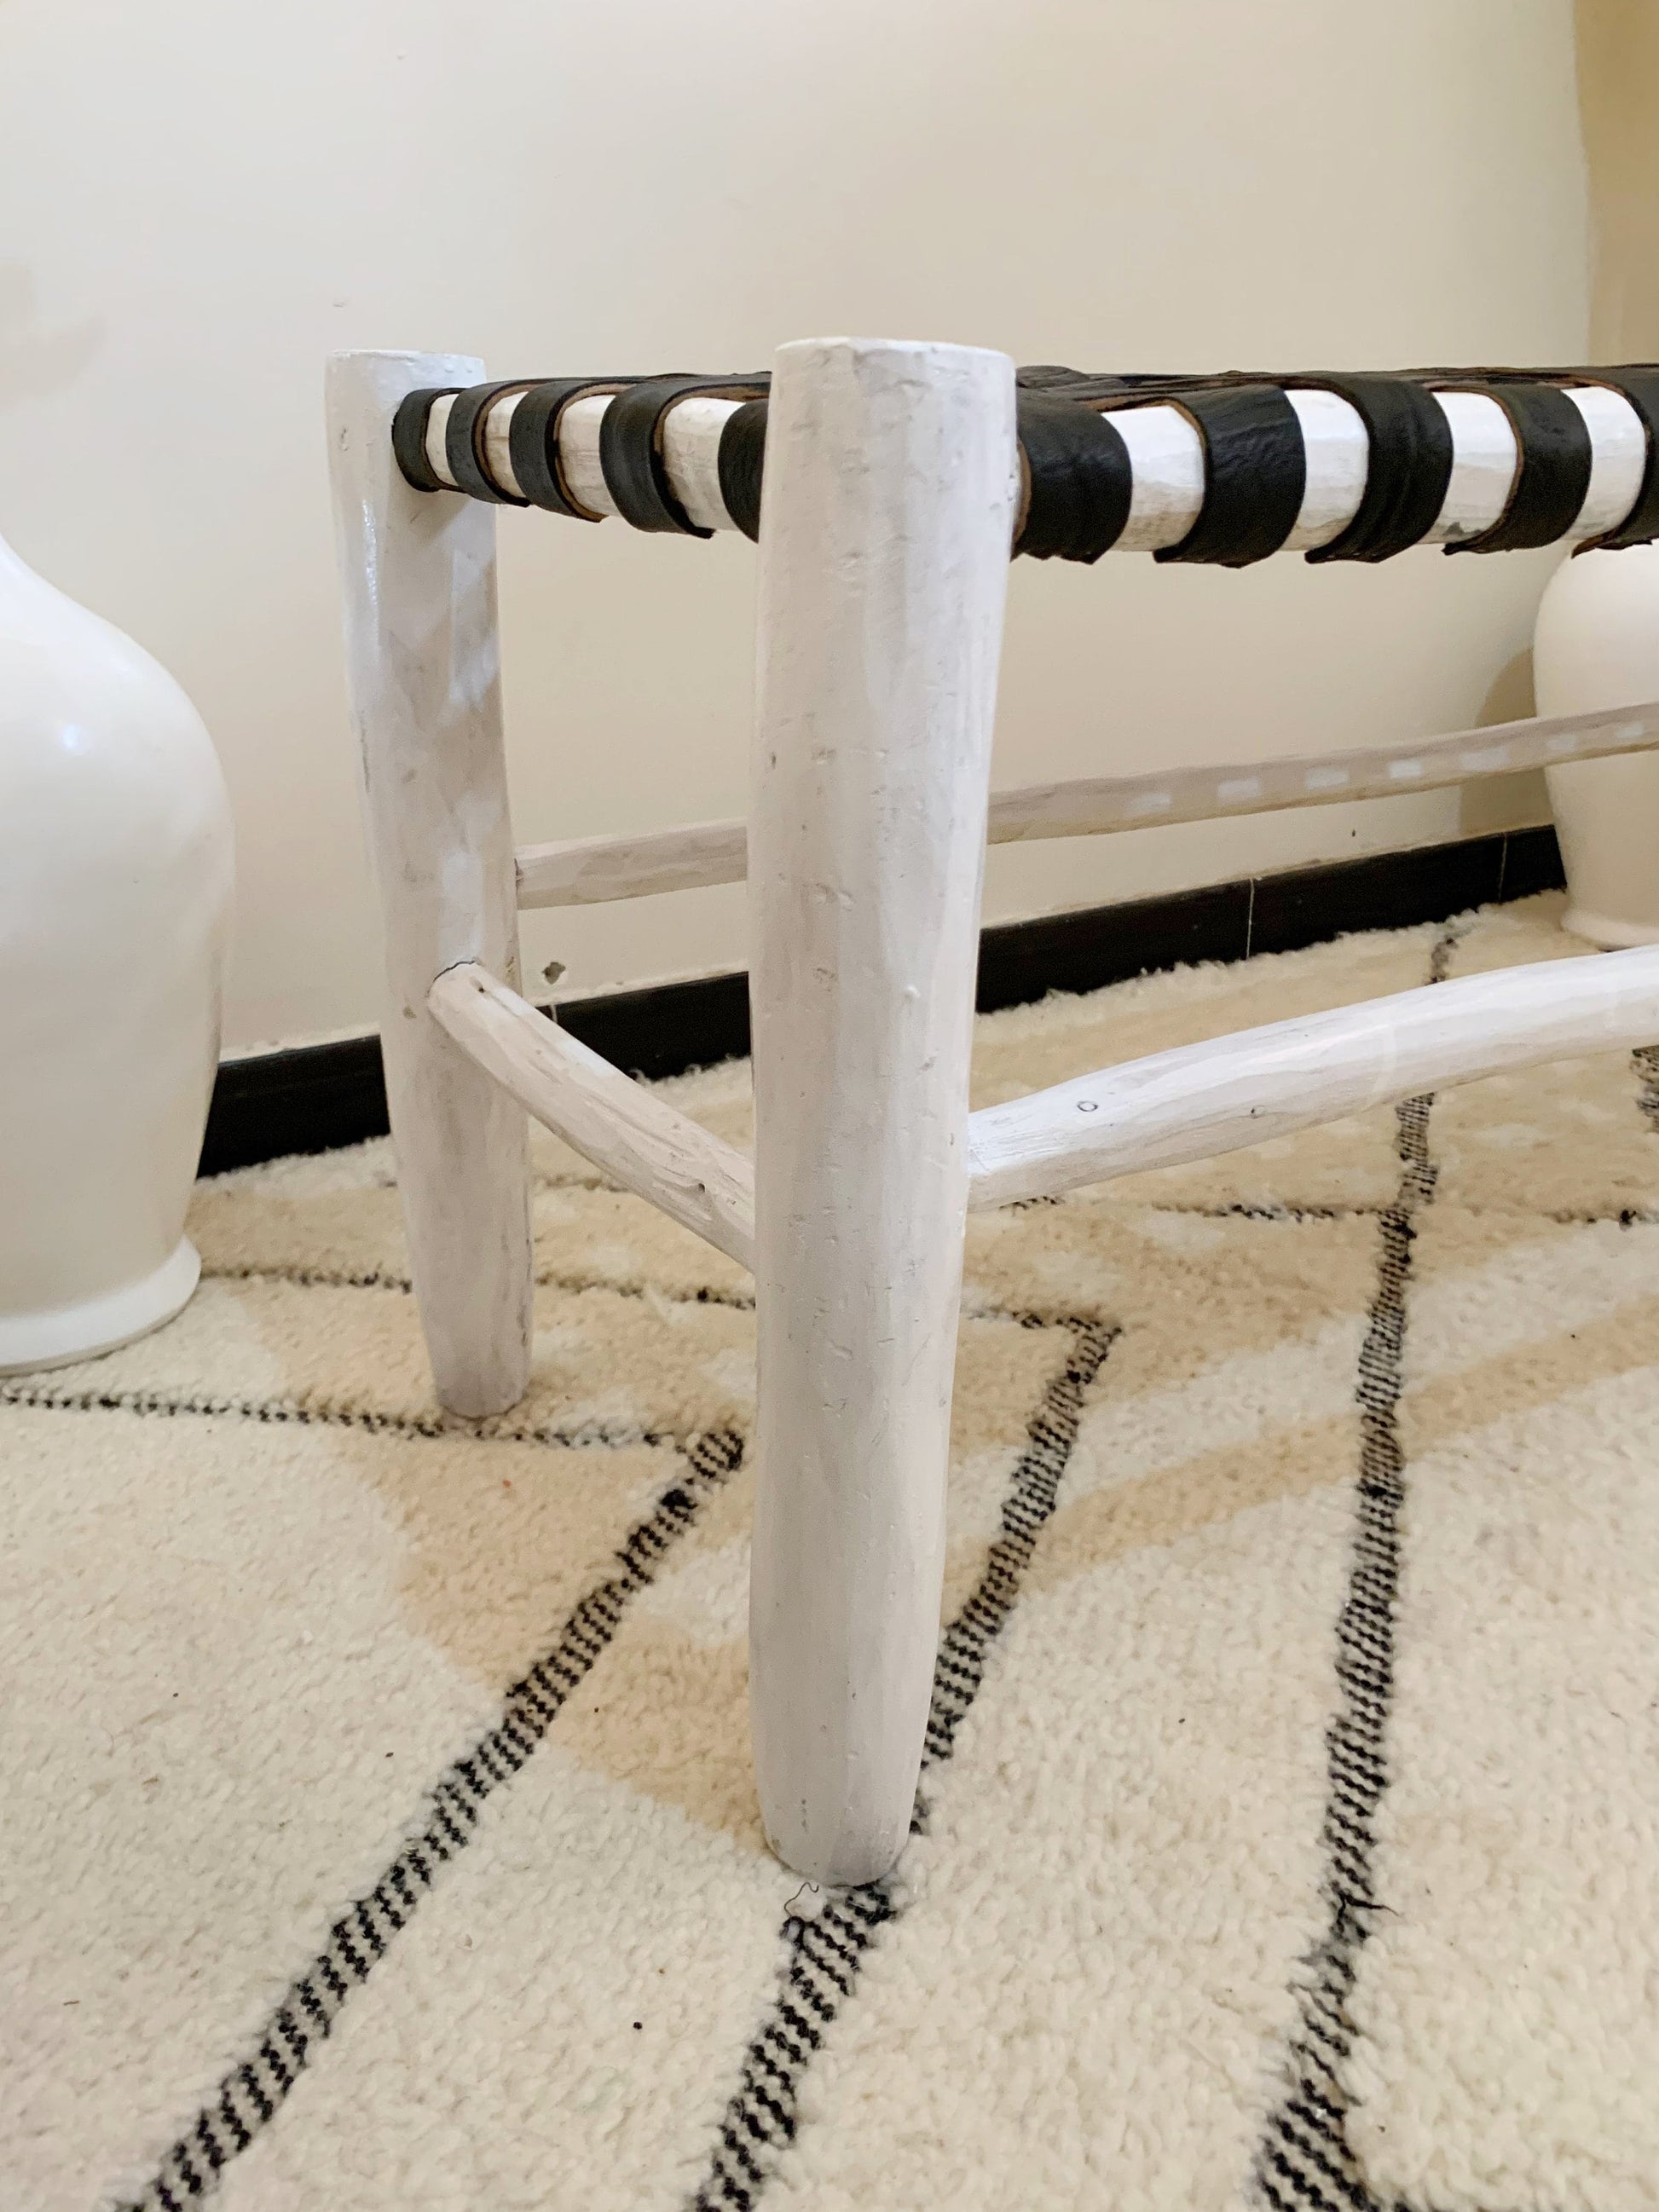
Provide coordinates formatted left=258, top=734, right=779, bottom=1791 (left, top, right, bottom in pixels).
left=0, top=1239, right=202, bottom=1375
left=1560, top=904, right=1659, bottom=952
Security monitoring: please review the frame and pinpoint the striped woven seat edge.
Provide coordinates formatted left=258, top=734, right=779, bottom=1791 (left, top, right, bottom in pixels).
left=391, top=362, right=1659, bottom=565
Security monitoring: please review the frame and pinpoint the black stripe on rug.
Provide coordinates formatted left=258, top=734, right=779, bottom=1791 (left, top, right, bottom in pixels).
left=689, top=1314, right=1117, bottom=2211
left=112, top=1426, right=744, bottom=2212
left=1252, top=923, right=1461, bottom=2212
left=0, top=1376, right=685, bottom=1456
left=198, top=1259, right=760, bottom=1314
left=1633, top=1043, right=1659, bottom=1136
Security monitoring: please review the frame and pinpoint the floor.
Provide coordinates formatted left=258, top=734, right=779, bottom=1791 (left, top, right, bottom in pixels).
left=4, top=891, right=1656, bottom=2212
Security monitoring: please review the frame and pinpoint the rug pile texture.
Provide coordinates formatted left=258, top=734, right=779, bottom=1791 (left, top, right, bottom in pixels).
left=4, top=892, right=1657, bottom=2212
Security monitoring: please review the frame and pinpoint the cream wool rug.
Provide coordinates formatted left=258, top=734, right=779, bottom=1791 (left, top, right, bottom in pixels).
left=5, top=890, right=1658, bottom=2212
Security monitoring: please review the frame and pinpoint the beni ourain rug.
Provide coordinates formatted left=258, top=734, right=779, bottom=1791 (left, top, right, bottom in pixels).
left=4, top=889, right=1658, bottom=2212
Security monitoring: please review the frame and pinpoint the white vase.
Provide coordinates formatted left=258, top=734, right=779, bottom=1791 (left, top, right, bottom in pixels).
left=0, top=532, right=233, bottom=1372
left=1535, top=542, right=1659, bottom=949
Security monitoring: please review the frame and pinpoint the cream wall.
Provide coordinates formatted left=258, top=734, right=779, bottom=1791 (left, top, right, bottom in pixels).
left=1577, top=0, right=1659, bottom=359
left=0, top=0, right=1589, bottom=1049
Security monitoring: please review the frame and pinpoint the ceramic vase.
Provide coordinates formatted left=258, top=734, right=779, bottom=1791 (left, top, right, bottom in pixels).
left=1535, top=543, right=1659, bottom=948
left=0, top=530, right=233, bottom=1372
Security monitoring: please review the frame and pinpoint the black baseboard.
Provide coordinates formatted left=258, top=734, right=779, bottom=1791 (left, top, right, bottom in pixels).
left=199, top=823, right=1564, bottom=1175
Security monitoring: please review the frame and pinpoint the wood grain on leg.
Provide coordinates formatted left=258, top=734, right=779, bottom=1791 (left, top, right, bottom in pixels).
left=327, top=349, right=533, bottom=1418
left=747, top=336, right=1018, bottom=1885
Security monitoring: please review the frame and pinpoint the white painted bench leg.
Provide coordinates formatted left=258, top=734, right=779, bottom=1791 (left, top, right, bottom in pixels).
left=326, top=350, right=533, bottom=1419
left=747, top=337, right=1018, bottom=1885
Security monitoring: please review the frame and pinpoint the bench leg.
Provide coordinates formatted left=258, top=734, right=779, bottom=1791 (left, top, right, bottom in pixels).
left=327, top=349, right=533, bottom=1419
left=747, top=337, right=1017, bottom=1884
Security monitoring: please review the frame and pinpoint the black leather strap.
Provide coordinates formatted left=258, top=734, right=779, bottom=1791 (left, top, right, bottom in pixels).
left=598, top=376, right=769, bottom=535
left=1015, top=396, right=1133, bottom=562
left=444, top=380, right=537, bottom=505
left=396, top=358, right=1659, bottom=565
left=1576, top=367, right=1659, bottom=550
left=506, top=379, right=633, bottom=517
left=718, top=400, right=769, bottom=541
left=1153, top=385, right=1307, bottom=566
left=1441, top=381, right=1593, bottom=554
left=390, top=387, right=460, bottom=494
left=1295, top=375, right=1454, bottom=563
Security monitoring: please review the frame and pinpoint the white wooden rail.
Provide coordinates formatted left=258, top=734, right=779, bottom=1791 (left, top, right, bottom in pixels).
left=425, top=378, right=1650, bottom=553
left=428, top=962, right=754, bottom=1269
left=966, top=945, right=1659, bottom=1207
left=518, top=816, right=750, bottom=910
left=515, top=696, right=1659, bottom=910
left=427, top=948, right=1659, bottom=1250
